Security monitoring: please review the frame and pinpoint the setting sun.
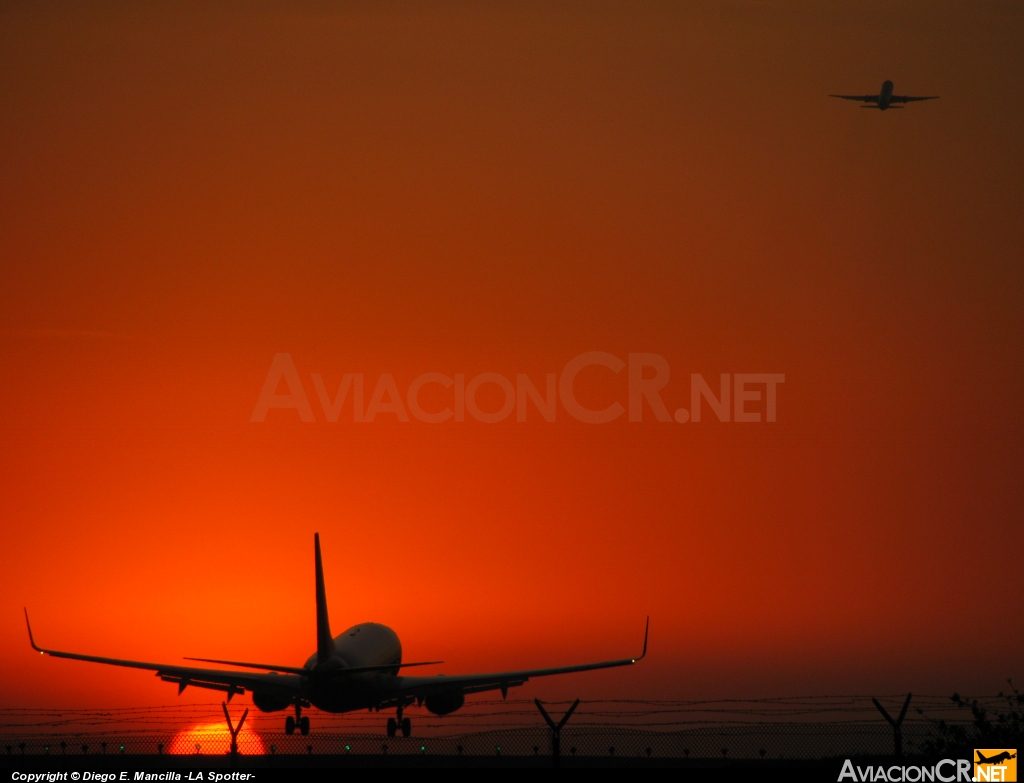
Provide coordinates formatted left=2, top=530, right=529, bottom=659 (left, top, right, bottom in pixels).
left=168, top=722, right=265, bottom=756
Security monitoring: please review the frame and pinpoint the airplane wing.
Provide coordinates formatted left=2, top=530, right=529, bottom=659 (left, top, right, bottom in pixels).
left=383, top=618, right=648, bottom=705
left=829, top=94, right=880, bottom=103
left=24, top=610, right=302, bottom=699
left=890, top=95, right=939, bottom=103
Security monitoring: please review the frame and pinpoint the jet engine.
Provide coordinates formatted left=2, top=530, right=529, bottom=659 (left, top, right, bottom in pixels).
left=424, top=691, right=465, bottom=716
left=252, top=692, right=291, bottom=712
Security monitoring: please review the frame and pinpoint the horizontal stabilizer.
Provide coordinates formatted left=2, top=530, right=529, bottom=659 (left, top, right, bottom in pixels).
left=183, top=658, right=309, bottom=675
left=184, top=656, right=444, bottom=675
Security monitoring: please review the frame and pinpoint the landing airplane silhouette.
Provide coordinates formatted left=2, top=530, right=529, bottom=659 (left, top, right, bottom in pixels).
left=25, top=534, right=647, bottom=737
left=830, top=80, right=938, bottom=110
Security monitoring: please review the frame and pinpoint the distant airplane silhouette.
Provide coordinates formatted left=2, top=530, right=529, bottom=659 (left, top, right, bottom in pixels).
left=830, top=80, right=938, bottom=110
left=26, top=534, right=647, bottom=738
left=977, top=751, right=1017, bottom=765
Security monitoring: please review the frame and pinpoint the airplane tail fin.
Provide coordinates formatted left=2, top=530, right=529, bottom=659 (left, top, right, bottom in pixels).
left=314, top=533, right=334, bottom=664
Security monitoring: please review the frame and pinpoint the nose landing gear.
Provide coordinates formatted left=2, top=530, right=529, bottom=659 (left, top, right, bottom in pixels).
left=386, top=706, right=411, bottom=737
left=284, top=704, right=310, bottom=735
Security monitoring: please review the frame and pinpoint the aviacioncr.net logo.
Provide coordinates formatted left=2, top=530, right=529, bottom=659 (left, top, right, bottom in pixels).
left=974, top=749, right=1017, bottom=782
left=839, top=759, right=973, bottom=782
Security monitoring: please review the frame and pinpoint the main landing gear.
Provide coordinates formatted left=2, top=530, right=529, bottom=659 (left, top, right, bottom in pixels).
left=285, top=704, right=310, bottom=735
left=386, top=705, right=411, bottom=738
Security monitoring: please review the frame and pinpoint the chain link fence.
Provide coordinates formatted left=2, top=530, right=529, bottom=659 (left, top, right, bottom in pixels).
left=0, top=723, right=951, bottom=759
left=3, top=695, right=996, bottom=761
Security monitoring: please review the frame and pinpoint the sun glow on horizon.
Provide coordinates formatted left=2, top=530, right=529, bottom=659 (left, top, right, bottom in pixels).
left=168, top=721, right=265, bottom=756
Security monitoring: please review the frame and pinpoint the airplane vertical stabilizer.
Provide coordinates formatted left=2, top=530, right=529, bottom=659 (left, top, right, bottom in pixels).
left=314, top=533, right=334, bottom=663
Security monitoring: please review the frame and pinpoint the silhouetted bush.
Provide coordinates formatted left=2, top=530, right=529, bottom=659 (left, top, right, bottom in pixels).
left=920, top=681, right=1023, bottom=756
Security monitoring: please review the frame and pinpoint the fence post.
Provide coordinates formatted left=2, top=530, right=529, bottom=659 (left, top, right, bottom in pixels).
left=872, top=693, right=912, bottom=757
left=222, top=702, right=249, bottom=767
left=535, top=698, right=580, bottom=769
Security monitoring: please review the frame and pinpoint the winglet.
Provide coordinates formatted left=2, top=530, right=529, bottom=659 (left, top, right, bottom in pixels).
left=24, top=608, right=44, bottom=654
left=633, top=616, right=649, bottom=663
left=314, top=533, right=335, bottom=663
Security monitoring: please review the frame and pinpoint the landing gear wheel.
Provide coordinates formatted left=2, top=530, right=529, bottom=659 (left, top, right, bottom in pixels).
left=299, top=716, right=310, bottom=735
left=401, top=718, right=411, bottom=738
left=285, top=716, right=295, bottom=735
left=386, top=718, right=397, bottom=738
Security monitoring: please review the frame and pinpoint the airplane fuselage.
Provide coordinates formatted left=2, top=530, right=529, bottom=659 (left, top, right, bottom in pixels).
left=301, top=622, right=403, bottom=713
left=878, top=80, right=894, bottom=110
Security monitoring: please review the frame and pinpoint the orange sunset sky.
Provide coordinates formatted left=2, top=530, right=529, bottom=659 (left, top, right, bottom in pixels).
left=1, top=1, right=1022, bottom=712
